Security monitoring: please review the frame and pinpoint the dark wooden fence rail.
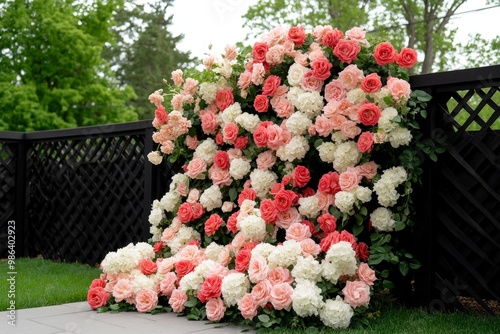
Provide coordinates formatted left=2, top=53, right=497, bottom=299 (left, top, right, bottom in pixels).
left=0, top=65, right=499, bottom=314
left=410, top=65, right=500, bottom=315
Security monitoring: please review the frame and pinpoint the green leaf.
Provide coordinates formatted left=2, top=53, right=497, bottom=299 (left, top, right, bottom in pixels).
left=383, top=279, right=395, bottom=289
left=353, top=223, right=364, bottom=236
left=399, top=261, right=409, bottom=276
left=96, top=306, right=109, bottom=313
left=395, top=220, right=406, bottom=231
left=229, top=188, right=238, bottom=202
left=314, top=139, right=324, bottom=148
left=109, top=304, right=120, bottom=311
left=258, top=314, right=271, bottom=323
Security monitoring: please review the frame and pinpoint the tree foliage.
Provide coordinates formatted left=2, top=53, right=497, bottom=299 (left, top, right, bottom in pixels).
left=102, top=0, right=193, bottom=120
left=242, top=0, right=500, bottom=74
left=0, top=0, right=138, bottom=132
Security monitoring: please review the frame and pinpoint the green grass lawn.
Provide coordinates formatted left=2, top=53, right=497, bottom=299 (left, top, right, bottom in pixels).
left=0, top=257, right=101, bottom=310
left=1, top=258, right=498, bottom=333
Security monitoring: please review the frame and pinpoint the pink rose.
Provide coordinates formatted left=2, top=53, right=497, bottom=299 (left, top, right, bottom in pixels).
left=285, top=222, right=311, bottom=242
left=248, top=256, right=269, bottom=283
left=223, top=122, right=239, bottom=142
left=320, top=231, right=341, bottom=252
left=342, top=280, right=371, bottom=308
left=339, top=169, right=362, bottom=191
left=200, top=110, right=219, bottom=134
left=252, top=42, right=269, bottom=63
left=357, top=103, right=381, bottom=126
left=361, top=73, right=382, bottom=93
left=266, top=44, right=285, bottom=65
left=206, top=297, right=226, bottom=322
left=213, top=151, right=230, bottom=170
left=340, top=120, right=361, bottom=139
left=300, top=238, right=321, bottom=257
left=268, top=267, right=293, bottom=285
left=373, top=41, right=398, bottom=65
left=112, top=279, right=133, bottom=302
left=139, top=259, right=158, bottom=275
left=253, top=124, right=268, bottom=147
left=301, top=70, right=323, bottom=91
left=314, top=115, right=334, bottom=137
left=216, top=88, right=234, bottom=111
left=317, top=212, right=337, bottom=233
left=266, top=124, right=285, bottom=150
left=288, top=26, right=307, bottom=46
left=254, top=94, right=269, bottom=113
left=346, top=27, right=367, bottom=44
left=171, top=94, right=182, bottom=111
left=277, top=207, right=301, bottom=229
left=316, top=191, right=335, bottom=212
left=185, top=135, right=198, bottom=150
left=321, top=28, right=344, bottom=48
left=274, top=189, right=297, bottom=212
left=262, top=75, right=281, bottom=96
left=270, top=283, right=293, bottom=310
left=186, top=157, right=207, bottom=179
left=357, top=161, right=378, bottom=180
left=197, top=275, right=223, bottom=303
left=169, top=288, right=188, bottom=313
left=238, top=71, right=252, bottom=90
left=183, top=78, right=198, bottom=95
left=135, top=289, right=158, bottom=313
left=208, top=165, right=232, bottom=187
left=357, top=262, right=377, bottom=286
left=357, top=131, right=374, bottom=153
left=324, top=80, right=346, bottom=102
left=235, top=249, right=252, bottom=273
left=177, top=202, right=194, bottom=223
left=205, top=213, right=224, bottom=236
left=175, top=260, right=194, bottom=280
left=160, top=272, right=177, bottom=297
left=251, top=279, right=272, bottom=307
left=333, top=39, right=361, bottom=64
left=338, top=64, right=364, bottom=90
left=331, top=114, right=348, bottom=130
left=225, top=44, right=237, bottom=61
left=293, top=165, right=311, bottom=188
left=274, top=97, right=294, bottom=118
left=238, top=293, right=258, bottom=320
left=234, top=136, right=249, bottom=149
left=318, top=172, right=341, bottom=195
left=148, top=90, right=164, bottom=106
left=386, top=76, right=411, bottom=102
left=171, top=69, right=183, bottom=86
left=256, top=151, right=276, bottom=170
left=397, top=47, right=418, bottom=68
left=260, top=199, right=278, bottom=224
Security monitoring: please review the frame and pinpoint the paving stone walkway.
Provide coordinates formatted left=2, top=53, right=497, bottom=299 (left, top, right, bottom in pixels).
left=1, top=302, right=256, bottom=334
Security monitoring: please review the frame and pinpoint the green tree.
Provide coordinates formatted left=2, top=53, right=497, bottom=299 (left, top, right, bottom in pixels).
left=103, top=0, right=193, bottom=120
left=0, top=0, right=138, bottom=132
left=242, top=0, right=500, bottom=74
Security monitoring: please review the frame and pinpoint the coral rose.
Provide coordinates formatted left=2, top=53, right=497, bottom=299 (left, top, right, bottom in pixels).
left=397, top=47, right=418, bottom=68
left=373, top=41, right=398, bottom=65
left=334, top=39, right=361, bottom=64
left=358, top=103, right=381, bottom=126
left=197, top=275, right=223, bottom=302
left=87, top=287, right=110, bottom=309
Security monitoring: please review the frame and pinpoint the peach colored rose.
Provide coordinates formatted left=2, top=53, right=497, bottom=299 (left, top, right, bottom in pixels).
left=266, top=124, right=285, bottom=150
left=373, top=41, right=398, bottom=65
left=251, top=279, right=272, bottom=307
left=238, top=293, right=258, bottom=320
left=185, top=136, right=198, bottom=150
left=201, top=110, right=219, bottom=134
left=223, top=122, right=239, bottom=142
left=324, top=80, right=346, bottom=102
left=338, top=64, right=364, bottom=90
left=314, top=115, right=334, bottom=137
left=346, top=26, right=368, bottom=45
left=340, top=120, right=361, bottom=139
left=300, top=238, right=321, bottom=257
left=186, top=157, right=207, bottom=179
left=221, top=201, right=235, bottom=212
left=159, top=272, right=177, bottom=297
left=268, top=267, right=293, bottom=285
left=197, top=275, right=223, bottom=302
left=225, top=44, right=237, bottom=61
left=270, top=282, right=293, bottom=310
left=248, top=256, right=269, bottom=283
left=171, top=69, right=183, bottom=86
left=112, top=279, right=134, bottom=302
left=135, top=289, right=158, bottom=313
left=238, top=71, right=252, bottom=90
left=357, top=262, right=377, bottom=286
left=301, top=70, right=323, bottom=91
left=183, top=78, right=198, bottom=95
left=251, top=63, right=266, bottom=85
left=232, top=231, right=248, bottom=250
left=169, top=288, right=188, bottom=313
left=334, top=39, right=361, bottom=64
left=203, top=55, right=215, bottom=69
left=139, top=259, right=158, bottom=275
left=386, top=76, right=411, bottom=102
left=316, top=191, right=335, bottom=212
left=357, top=131, right=374, bottom=153
left=266, top=44, right=285, bottom=65
left=339, top=169, right=362, bottom=191
left=218, top=246, right=232, bottom=266
left=148, top=90, right=164, bottom=106
left=186, top=188, right=200, bottom=204
left=176, top=244, right=204, bottom=265
left=158, top=252, right=176, bottom=273
left=331, top=114, right=348, bottom=130
left=286, top=222, right=311, bottom=242
left=206, top=297, right=226, bottom=322
left=342, top=280, right=371, bottom=308
left=256, top=151, right=276, bottom=170
left=276, top=207, right=301, bottom=229
left=356, top=161, right=378, bottom=180
left=171, top=94, right=183, bottom=110
left=275, top=97, right=294, bottom=118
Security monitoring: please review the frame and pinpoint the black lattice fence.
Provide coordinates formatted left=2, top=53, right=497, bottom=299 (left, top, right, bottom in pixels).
left=411, top=65, right=500, bottom=315
left=0, top=121, right=175, bottom=264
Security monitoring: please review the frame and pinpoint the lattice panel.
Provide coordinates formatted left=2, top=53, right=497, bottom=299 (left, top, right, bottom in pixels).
left=27, top=135, right=148, bottom=265
left=430, top=87, right=500, bottom=315
left=0, top=142, right=17, bottom=258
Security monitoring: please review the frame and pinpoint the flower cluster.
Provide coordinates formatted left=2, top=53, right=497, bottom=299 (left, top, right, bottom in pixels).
left=89, top=24, right=429, bottom=330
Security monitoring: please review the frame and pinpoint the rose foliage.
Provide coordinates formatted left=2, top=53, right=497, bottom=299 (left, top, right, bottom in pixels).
left=88, top=25, right=437, bottom=330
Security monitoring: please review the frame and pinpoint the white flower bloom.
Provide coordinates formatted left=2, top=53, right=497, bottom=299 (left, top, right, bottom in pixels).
left=229, top=158, right=251, bottom=180
left=292, top=256, right=322, bottom=283
left=131, top=274, right=156, bottom=293
left=322, top=241, right=357, bottom=284
left=370, top=207, right=396, bottom=231
left=298, top=195, right=320, bottom=218
left=346, top=88, right=366, bottom=105
left=235, top=112, right=260, bottom=133
left=320, top=296, right=354, bottom=329
left=292, top=280, right=325, bottom=317
left=220, top=102, right=243, bottom=125
left=238, top=215, right=267, bottom=242
left=355, top=186, right=372, bottom=203
left=276, top=135, right=310, bottom=162
left=251, top=243, right=276, bottom=260
left=378, top=107, right=398, bottom=132
left=250, top=169, right=277, bottom=198
left=294, top=91, right=324, bottom=117
left=195, top=138, right=218, bottom=164
left=147, top=151, right=163, bottom=165
left=287, top=63, right=309, bottom=86
left=160, top=191, right=181, bottom=212
left=205, top=242, right=226, bottom=262
left=179, top=271, right=204, bottom=293
left=268, top=240, right=302, bottom=268
left=199, top=185, right=223, bottom=211
left=221, top=273, right=250, bottom=307
left=317, top=142, right=337, bottom=163
left=388, top=126, right=413, bottom=148
left=286, top=112, right=312, bottom=135
left=148, top=207, right=164, bottom=227
left=333, top=141, right=362, bottom=173
left=198, top=82, right=218, bottom=104
left=334, top=191, right=356, bottom=213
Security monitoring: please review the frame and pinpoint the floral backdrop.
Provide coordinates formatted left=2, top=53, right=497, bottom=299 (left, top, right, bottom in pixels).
left=87, top=25, right=436, bottom=330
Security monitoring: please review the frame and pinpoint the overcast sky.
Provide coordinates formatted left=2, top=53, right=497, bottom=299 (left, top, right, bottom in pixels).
left=167, top=0, right=500, bottom=63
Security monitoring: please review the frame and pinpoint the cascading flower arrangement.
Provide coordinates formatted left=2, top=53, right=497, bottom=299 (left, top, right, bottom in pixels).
left=87, top=25, right=434, bottom=330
